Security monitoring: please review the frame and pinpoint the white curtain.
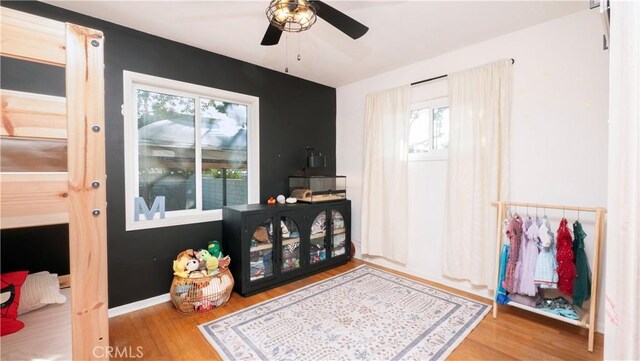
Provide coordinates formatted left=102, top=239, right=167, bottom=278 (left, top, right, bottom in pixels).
left=442, top=59, right=512, bottom=288
left=605, top=1, right=640, bottom=359
left=361, top=85, right=410, bottom=264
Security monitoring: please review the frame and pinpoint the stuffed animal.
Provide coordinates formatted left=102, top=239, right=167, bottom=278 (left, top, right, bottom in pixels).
left=195, top=300, right=212, bottom=312
left=174, top=249, right=204, bottom=278
left=206, top=257, right=219, bottom=275
left=173, top=258, right=189, bottom=278
left=196, top=249, right=219, bottom=275
left=176, top=249, right=195, bottom=262
left=281, top=220, right=290, bottom=238
left=253, top=226, right=269, bottom=243
left=218, top=255, right=231, bottom=270
left=185, top=258, right=199, bottom=273
left=195, top=249, right=209, bottom=271
left=207, top=241, right=223, bottom=258
left=188, top=270, right=207, bottom=278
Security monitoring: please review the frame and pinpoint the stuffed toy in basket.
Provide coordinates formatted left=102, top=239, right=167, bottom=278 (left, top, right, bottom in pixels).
left=170, top=241, right=234, bottom=314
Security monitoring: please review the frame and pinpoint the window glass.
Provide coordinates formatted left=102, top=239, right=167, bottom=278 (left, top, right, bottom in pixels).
left=137, top=90, right=196, bottom=212
left=409, top=104, right=449, bottom=157
left=409, top=108, right=431, bottom=154
left=432, top=107, right=450, bottom=150
left=124, top=71, right=259, bottom=230
left=200, top=99, right=248, bottom=210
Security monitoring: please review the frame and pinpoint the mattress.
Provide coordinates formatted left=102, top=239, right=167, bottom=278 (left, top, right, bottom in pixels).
left=1, top=288, right=72, bottom=361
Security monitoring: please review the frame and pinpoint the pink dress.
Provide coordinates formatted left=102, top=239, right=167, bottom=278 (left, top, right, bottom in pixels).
left=504, top=215, right=523, bottom=293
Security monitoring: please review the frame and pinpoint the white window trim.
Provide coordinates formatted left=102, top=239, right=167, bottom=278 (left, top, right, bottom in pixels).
left=123, top=71, right=260, bottom=231
left=409, top=96, right=449, bottom=162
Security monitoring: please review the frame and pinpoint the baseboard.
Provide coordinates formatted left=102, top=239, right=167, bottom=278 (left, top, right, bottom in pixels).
left=353, top=256, right=493, bottom=301
left=108, top=293, right=170, bottom=318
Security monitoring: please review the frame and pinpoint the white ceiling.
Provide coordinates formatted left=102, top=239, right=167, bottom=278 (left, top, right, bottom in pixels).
left=43, top=1, right=587, bottom=87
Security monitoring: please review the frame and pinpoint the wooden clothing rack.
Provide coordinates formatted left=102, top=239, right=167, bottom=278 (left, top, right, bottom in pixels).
left=491, top=201, right=606, bottom=352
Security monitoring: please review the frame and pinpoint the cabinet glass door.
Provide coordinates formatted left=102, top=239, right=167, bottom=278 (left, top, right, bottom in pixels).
left=280, top=216, right=301, bottom=273
left=331, top=210, right=347, bottom=257
left=249, top=218, right=274, bottom=281
left=309, top=211, right=327, bottom=264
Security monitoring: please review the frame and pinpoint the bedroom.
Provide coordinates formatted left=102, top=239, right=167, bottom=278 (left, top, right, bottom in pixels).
left=0, top=0, right=637, bottom=360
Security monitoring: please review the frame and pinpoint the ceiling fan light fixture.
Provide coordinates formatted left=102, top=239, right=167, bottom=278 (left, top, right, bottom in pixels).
left=266, top=0, right=317, bottom=33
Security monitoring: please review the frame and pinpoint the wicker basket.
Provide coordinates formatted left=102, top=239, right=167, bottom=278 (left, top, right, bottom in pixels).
left=170, top=269, right=234, bottom=314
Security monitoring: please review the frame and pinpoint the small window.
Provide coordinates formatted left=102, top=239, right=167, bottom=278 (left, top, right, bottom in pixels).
left=409, top=98, right=449, bottom=160
left=124, top=71, right=260, bottom=230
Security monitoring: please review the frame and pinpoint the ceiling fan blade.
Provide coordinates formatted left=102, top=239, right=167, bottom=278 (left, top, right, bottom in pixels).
left=312, top=1, right=369, bottom=39
left=261, top=23, right=283, bottom=46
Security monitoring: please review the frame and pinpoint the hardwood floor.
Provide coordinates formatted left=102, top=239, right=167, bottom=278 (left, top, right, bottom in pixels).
left=109, top=259, right=604, bottom=360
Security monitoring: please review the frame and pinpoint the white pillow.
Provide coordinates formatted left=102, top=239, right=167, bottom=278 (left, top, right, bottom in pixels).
left=17, top=271, right=67, bottom=315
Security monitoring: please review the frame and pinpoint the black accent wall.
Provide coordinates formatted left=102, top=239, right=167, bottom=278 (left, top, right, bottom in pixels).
left=0, top=1, right=336, bottom=307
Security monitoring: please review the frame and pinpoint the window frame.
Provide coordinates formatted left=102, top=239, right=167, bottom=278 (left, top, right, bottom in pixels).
left=408, top=96, right=449, bottom=162
left=123, top=71, right=260, bottom=231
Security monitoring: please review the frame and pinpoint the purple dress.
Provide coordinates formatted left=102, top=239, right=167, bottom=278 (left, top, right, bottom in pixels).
left=518, top=219, right=541, bottom=296
left=514, top=217, right=531, bottom=293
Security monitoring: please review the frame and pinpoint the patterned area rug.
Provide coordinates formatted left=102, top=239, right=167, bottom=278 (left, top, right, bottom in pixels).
left=199, top=265, right=490, bottom=360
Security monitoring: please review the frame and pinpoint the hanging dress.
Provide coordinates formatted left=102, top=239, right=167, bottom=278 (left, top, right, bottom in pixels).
left=496, top=243, right=510, bottom=304
left=504, top=215, right=523, bottom=293
left=514, top=217, right=532, bottom=294
left=572, top=220, right=591, bottom=308
left=496, top=216, right=511, bottom=304
left=556, top=218, right=576, bottom=296
left=534, top=217, right=558, bottom=289
left=518, top=218, right=541, bottom=296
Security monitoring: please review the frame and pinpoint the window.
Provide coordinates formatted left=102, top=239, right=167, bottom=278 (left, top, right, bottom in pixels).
left=409, top=97, right=449, bottom=160
left=123, top=71, right=259, bottom=230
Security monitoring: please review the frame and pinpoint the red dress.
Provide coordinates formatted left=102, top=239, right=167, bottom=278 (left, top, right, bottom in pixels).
left=556, top=218, right=576, bottom=295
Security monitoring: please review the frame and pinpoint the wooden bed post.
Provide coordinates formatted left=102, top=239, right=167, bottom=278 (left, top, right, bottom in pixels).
left=66, top=23, right=109, bottom=360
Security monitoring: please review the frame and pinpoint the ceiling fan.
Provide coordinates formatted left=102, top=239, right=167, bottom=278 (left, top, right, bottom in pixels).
left=261, top=0, right=369, bottom=46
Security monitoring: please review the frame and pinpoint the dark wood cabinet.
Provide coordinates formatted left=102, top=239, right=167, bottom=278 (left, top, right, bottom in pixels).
left=222, top=200, right=351, bottom=296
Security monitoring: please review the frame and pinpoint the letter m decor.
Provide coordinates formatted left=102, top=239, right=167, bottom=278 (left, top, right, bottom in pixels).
left=134, top=196, right=165, bottom=221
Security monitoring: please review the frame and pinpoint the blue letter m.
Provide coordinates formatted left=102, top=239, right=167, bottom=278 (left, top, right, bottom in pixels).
left=134, top=196, right=165, bottom=221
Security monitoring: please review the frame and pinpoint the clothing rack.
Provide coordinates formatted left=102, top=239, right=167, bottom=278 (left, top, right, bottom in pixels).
left=491, top=201, right=606, bottom=352
left=411, top=58, right=516, bottom=86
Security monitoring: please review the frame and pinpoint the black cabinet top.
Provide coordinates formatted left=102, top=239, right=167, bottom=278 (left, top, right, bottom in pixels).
left=223, top=200, right=349, bottom=213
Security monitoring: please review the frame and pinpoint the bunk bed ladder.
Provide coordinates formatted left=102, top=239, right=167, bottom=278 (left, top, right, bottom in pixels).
left=1, top=7, right=109, bottom=360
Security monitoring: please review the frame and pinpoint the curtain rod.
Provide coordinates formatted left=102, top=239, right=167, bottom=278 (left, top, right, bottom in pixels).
left=411, top=58, right=515, bottom=86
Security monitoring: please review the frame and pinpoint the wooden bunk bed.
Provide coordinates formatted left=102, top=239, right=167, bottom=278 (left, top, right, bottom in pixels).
left=1, top=7, right=109, bottom=360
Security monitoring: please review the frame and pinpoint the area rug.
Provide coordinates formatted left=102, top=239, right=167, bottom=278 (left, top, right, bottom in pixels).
left=199, top=265, right=490, bottom=361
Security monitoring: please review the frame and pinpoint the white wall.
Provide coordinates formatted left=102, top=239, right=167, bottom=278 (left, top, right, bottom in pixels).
left=337, top=9, right=609, bottom=332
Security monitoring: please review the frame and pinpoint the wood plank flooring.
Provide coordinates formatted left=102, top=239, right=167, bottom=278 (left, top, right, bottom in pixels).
left=109, top=259, right=604, bottom=360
